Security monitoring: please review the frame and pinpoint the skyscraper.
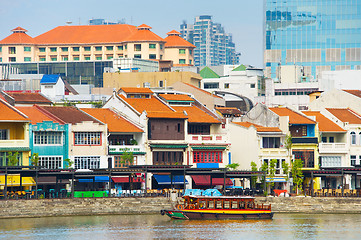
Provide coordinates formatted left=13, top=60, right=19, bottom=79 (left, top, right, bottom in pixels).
left=264, top=0, right=361, bottom=79
left=180, top=15, right=240, bottom=66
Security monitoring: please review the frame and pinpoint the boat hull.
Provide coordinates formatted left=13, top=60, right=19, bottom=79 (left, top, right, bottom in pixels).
left=161, top=209, right=273, bottom=220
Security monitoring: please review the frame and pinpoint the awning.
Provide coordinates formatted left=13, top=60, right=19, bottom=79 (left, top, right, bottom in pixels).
left=0, top=147, right=31, bottom=152
left=153, top=175, right=188, bottom=185
left=112, top=176, right=144, bottom=183
left=0, top=175, right=35, bottom=186
left=150, top=144, right=188, bottom=149
left=78, top=179, right=93, bottom=183
left=266, top=177, right=287, bottom=183
left=37, top=176, right=56, bottom=185
left=95, top=176, right=109, bottom=182
left=191, top=175, right=233, bottom=186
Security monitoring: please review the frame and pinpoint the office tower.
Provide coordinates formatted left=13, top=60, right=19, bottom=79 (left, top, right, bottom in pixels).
left=180, top=15, right=240, bottom=66
left=264, top=0, right=361, bottom=79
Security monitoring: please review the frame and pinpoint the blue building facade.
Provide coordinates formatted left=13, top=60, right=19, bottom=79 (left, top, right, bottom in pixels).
left=30, top=121, right=69, bottom=169
left=264, top=0, right=361, bottom=79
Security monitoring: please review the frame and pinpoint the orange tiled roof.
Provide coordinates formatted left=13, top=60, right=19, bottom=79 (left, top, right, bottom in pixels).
left=81, top=108, right=143, bottom=133
left=146, top=111, right=187, bottom=119
left=159, top=94, right=194, bottom=102
left=164, top=30, right=196, bottom=48
left=124, top=24, right=164, bottom=42
left=233, top=121, right=282, bottom=132
left=183, top=82, right=223, bottom=99
left=16, top=106, right=60, bottom=124
left=6, top=92, right=52, bottom=104
left=120, top=87, right=153, bottom=94
left=269, top=107, right=316, bottom=124
left=303, top=111, right=346, bottom=132
left=326, top=108, right=361, bottom=124
left=0, top=99, right=28, bottom=121
left=34, top=25, right=138, bottom=44
left=172, top=105, right=220, bottom=123
left=343, top=90, right=361, bottom=98
left=119, top=95, right=173, bottom=113
left=0, top=30, right=34, bottom=44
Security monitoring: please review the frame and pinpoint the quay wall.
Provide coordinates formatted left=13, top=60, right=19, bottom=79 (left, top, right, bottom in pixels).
left=1, top=196, right=361, bottom=219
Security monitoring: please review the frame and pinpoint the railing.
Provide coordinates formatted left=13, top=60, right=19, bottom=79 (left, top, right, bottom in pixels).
left=319, top=142, right=347, bottom=153
left=188, top=134, right=227, bottom=143
left=0, top=139, right=28, bottom=146
left=292, top=137, right=318, bottom=144
left=108, top=145, right=145, bottom=154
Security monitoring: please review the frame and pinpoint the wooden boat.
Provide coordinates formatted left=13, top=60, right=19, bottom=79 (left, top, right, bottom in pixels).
left=161, top=195, right=273, bottom=220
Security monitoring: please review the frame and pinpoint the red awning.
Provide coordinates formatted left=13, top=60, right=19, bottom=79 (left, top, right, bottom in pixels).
left=191, top=175, right=233, bottom=186
left=112, top=176, right=144, bottom=183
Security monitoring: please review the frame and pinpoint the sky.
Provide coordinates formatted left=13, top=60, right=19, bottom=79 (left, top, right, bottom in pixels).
left=0, top=0, right=264, bottom=68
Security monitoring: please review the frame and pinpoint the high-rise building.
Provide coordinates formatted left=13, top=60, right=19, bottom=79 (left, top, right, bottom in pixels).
left=180, top=15, right=240, bottom=66
left=264, top=0, right=361, bottom=80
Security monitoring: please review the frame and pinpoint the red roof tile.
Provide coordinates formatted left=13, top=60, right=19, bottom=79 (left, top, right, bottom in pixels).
left=0, top=99, right=28, bottom=121
left=6, top=92, right=52, bottom=104
left=172, top=105, right=220, bottom=123
left=269, top=107, right=316, bottom=124
left=326, top=108, right=361, bottom=124
left=164, top=30, right=196, bottom=48
left=120, top=87, right=153, bottom=94
left=40, top=106, right=103, bottom=124
left=16, top=106, right=60, bottom=124
left=0, top=31, right=34, bottom=44
left=146, top=111, right=187, bottom=119
left=233, top=121, right=282, bottom=132
left=34, top=25, right=138, bottom=44
left=124, top=25, right=164, bottom=42
left=183, top=82, right=223, bottom=99
left=159, top=94, right=194, bottom=102
left=119, top=95, right=173, bottom=113
left=303, top=111, right=346, bottom=132
left=81, top=108, right=143, bottom=133
left=343, top=90, right=361, bottom=98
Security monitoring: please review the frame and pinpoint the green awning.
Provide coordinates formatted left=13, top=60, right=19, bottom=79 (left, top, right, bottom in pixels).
left=0, top=147, right=31, bottom=152
left=191, top=146, right=227, bottom=150
left=109, top=152, right=146, bottom=155
left=150, top=144, right=188, bottom=149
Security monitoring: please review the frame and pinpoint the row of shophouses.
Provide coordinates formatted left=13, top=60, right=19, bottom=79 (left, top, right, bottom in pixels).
left=1, top=87, right=361, bottom=191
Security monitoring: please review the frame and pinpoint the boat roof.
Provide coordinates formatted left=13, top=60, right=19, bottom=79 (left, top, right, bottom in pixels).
left=185, top=195, right=255, bottom=200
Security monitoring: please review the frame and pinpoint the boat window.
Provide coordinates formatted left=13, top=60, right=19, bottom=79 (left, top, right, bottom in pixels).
left=232, top=200, right=238, bottom=209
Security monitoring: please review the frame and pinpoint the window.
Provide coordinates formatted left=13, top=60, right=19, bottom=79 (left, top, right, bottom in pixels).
left=114, top=155, right=137, bottom=168
left=74, top=156, right=100, bottom=169
left=50, top=47, right=57, bottom=52
left=73, top=56, right=79, bottom=61
left=0, top=129, right=8, bottom=140
left=24, top=57, right=31, bottom=62
left=74, top=132, right=101, bottom=145
left=293, top=150, right=314, bottom=168
left=250, top=84, right=256, bottom=88
left=84, top=56, right=90, bottom=60
left=188, top=124, right=210, bottom=135
left=73, top=47, right=79, bottom=52
left=351, top=132, right=356, bottom=145
left=134, top=54, right=141, bottom=59
left=61, top=47, right=68, bottom=52
left=351, top=155, right=357, bottom=166
left=39, top=57, right=46, bottom=61
left=0, top=57, right=2, bottom=62
left=117, top=46, right=123, bottom=50
left=39, top=156, right=62, bottom=169
left=329, top=137, right=334, bottom=143
left=321, top=137, right=327, bottom=143
left=359, top=132, right=361, bottom=145
left=193, top=151, right=222, bottom=163
left=189, top=49, right=192, bottom=55
left=0, top=152, right=22, bottom=166
left=9, top=57, right=16, bottom=62
left=84, top=47, right=91, bottom=51
left=160, top=44, right=163, bottom=50
left=51, top=56, right=57, bottom=61
left=96, top=55, right=102, bottom=60
left=62, top=56, right=68, bottom=61
left=125, top=45, right=127, bottom=50
left=179, top=59, right=186, bottom=64
left=149, top=54, right=156, bottom=59
left=24, top=47, right=31, bottom=52
left=153, top=151, right=183, bottom=165
left=149, top=44, right=156, bottom=49
left=39, top=47, right=46, bottom=52
left=204, top=82, right=219, bottom=89
left=159, top=80, right=164, bottom=87
left=106, top=46, right=113, bottom=51
left=0, top=47, right=2, bottom=52
left=179, top=49, right=186, bottom=54
left=262, top=137, right=280, bottom=148
left=190, top=59, right=192, bottom=65
left=107, top=55, right=113, bottom=60
left=134, top=44, right=141, bottom=51
left=224, top=83, right=229, bottom=89
left=34, top=131, right=62, bottom=145
left=9, top=47, right=16, bottom=54
left=95, top=46, right=102, bottom=51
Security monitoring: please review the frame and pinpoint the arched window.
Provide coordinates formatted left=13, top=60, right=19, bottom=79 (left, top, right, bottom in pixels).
left=351, top=132, right=356, bottom=145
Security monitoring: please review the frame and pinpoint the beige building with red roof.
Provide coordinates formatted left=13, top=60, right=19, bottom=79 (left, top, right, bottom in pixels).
left=164, top=30, right=195, bottom=66
left=0, top=25, right=194, bottom=66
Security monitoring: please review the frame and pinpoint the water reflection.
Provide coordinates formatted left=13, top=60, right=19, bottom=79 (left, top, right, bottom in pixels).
left=0, top=214, right=361, bottom=239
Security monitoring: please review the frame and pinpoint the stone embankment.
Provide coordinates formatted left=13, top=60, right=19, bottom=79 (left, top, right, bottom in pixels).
left=1, top=196, right=361, bottom=219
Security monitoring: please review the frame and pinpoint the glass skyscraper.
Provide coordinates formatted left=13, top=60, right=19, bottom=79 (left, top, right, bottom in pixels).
left=264, top=0, right=361, bottom=79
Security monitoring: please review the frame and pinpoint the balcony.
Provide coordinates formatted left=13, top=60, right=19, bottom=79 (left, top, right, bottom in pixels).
left=108, top=145, right=145, bottom=155
left=188, top=134, right=228, bottom=144
left=0, top=139, right=28, bottom=147
left=319, top=143, right=347, bottom=154
left=292, top=137, right=318, bottom=144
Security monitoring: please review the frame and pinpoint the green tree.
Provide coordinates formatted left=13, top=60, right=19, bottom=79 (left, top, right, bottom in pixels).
left=250, top=161, right=258, bottom=188
left=30, top=153, right=39, bottom=166
left=291, top=159, right=304, bottom=194
left=260, top=161, right=269, bottom=195
left=64, top=158, right=74, bottom=168
left=121, top=148, right=134, bottom=166
left=269, top=159, right=277, bottom=189
left=7, top=152, right=19, bottom=166
left=282, top=161, right=290, bottom=181
left=226, top=163, right=239, bottom=170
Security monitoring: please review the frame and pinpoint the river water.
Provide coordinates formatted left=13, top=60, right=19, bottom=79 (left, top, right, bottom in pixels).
left=0, top=213, right=360, bottom=239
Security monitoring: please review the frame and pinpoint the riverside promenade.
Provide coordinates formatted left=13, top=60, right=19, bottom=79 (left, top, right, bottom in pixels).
left=1, top=196, right=361, bottom=219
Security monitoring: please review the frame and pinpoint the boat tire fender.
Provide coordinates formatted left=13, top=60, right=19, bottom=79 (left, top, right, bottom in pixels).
left=160, top=210, right=165, bottom=215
